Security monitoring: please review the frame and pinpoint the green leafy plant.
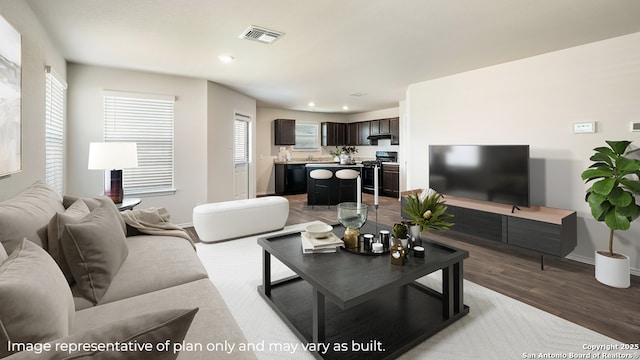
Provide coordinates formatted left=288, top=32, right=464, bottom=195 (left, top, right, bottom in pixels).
left=341, top=146, right=357, bottom=155
left=329, top=146, right=342, bottom=157
left=402, top=188, right=455, bottom=233
left=581, top=140, right=640, bottom=257
left=392, top=223, right=408, bottom=238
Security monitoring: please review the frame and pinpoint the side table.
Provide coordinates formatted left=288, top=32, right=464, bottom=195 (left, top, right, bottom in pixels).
left=116, top=198, right=141, bottom=211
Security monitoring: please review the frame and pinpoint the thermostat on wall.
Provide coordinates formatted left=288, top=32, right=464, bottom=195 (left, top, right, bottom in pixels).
left=631, top=121, right=640, bottom=132
left=573, top=121, right=596, bottom=134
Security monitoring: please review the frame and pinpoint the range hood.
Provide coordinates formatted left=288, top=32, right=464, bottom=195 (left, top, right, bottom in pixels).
left=367, top=133, right=393, bottom=140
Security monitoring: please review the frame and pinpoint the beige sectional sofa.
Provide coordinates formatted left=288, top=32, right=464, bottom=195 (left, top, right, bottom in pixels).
left=0, top=181, right=255, bottom=359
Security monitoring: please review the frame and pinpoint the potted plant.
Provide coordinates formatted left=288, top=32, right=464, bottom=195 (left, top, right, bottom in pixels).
left=339, top=146, right=357, bottom=164
left=581, top=140, right=640, bottom=288
left=391, top=223, right=408, bottom=263
left=392, top=222, right=408, bottom=245
left=329, top=146, right=342, bottom=162
left=402, top=188, right=455, bottom=234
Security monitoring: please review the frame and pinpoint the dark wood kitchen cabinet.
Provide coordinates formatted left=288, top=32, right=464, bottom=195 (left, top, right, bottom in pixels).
left=275, top=163, right=307, bottom=194
left=321, top=122, right=346, bottom=146
left=390, top=117, right=400, bottom=145
left=379, top=118, right=390, bottom=134
left=274, top=119, right=295, bottom=145
left=382, top=163, right=399, bottom=198
left=347, top=122, right=359, bottom=146
left=358, top=121, right=371, bottom=145
left=369, top=119, right=379, bottom=135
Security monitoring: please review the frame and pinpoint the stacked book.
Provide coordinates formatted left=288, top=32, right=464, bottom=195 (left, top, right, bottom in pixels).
left=301, top=231, right=344, bottom=254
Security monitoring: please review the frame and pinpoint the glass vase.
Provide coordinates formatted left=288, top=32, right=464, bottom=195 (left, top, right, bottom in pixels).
left=337, top=202, right=368, bottom=249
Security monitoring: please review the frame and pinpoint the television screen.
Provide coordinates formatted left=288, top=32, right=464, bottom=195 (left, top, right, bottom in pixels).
left=429, top=145, right=530, bottom=207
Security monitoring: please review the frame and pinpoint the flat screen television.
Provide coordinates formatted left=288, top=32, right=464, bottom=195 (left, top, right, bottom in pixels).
left=429, top=145, right=530, bottom=207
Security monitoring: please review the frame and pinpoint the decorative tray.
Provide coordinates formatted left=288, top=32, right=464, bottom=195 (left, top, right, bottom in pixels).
left=341, top=244, right=390, bottom=256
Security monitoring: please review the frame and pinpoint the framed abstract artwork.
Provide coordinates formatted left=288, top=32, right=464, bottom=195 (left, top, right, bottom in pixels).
left=0, top=13, right=21, bottom=176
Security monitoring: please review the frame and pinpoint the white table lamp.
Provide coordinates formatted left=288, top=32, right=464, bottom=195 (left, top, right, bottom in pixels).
left=88, top=142, right=138, bottom=204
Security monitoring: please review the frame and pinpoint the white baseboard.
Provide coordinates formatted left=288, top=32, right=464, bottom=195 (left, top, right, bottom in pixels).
left=566, top=254, right=640, bottom=276
left=178, top=222, right=193, bottom=229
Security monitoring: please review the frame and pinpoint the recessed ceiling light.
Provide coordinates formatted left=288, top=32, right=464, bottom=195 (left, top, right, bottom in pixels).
left=308, top=101, right=315, bottom=107
left=342, top=105, right=349, bottom=111
left=218, top=55, right=234, bottom=63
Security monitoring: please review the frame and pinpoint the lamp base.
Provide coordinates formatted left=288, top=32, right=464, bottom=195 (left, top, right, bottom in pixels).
left=104, top=169, right=123, bottom=204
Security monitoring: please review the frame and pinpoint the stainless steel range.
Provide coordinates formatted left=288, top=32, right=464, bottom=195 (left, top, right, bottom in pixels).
left=361, top=151, right=398, bottom=194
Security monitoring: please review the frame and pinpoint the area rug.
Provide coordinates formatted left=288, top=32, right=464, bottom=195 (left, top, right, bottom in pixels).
left=196, top=222, right=623, bottom=360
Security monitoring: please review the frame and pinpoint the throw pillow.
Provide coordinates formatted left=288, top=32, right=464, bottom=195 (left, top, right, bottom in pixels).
left=47, top=200, right=91, bottom=284
left=62, top=203, right=129, bottom=304
left=0, top=244, right=6, bottom=263
left=0, top=181, right=65, bottom=253
left=4, top=308, right=198, bottom=360
left=0, top=239, right=75, bottom=358
left=76, top=196, right=127, bottom=237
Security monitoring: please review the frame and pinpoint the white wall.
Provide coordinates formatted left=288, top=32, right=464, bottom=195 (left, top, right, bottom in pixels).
left=66, top=64, right=208, bottom=224
left=406, top=32, right=640, bottom=272
left=206, top=82, right=256, bottom=202
left=0, top=1, right=66, bottom=199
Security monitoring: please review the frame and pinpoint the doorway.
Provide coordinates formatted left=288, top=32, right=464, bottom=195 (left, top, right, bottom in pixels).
left=233, top=113, right=250, bottom=200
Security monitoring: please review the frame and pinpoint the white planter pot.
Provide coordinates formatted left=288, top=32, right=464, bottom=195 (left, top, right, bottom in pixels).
left=594, top=251, right=630, bottom=288
left=409, top=225, right=421, bottom=240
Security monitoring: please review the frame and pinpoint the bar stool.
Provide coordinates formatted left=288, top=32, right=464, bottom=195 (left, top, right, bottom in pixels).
left=309, top=169, right=333, bottom=208
left=335, top=169, right=359, bottom=203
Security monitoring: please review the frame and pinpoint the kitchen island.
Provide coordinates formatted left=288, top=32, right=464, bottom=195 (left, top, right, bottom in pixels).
left=306, top=163, right=363, bottom=206
left=274, top=160, right=337, bottom=195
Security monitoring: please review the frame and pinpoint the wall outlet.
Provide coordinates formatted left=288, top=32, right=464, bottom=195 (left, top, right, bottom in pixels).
left=573, top=122, right=596, bottom=134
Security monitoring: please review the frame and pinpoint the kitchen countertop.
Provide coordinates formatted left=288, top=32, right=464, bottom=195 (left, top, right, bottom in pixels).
left=305, top=163, right=363, bottom=168
left=274, top=160, right=335, bottom=165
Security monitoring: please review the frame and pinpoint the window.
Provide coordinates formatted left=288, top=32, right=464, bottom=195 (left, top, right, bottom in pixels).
left=45, top=66, right=67, bottom=195
left=234, top=114, right=250, bottom=164
left=103, top=91, right=175, bottom=196
left=294, top=123, right=319, bottom=150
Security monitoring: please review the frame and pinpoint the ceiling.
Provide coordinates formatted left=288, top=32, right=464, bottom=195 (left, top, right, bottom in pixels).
left=25, top=0, right=640, bottom=114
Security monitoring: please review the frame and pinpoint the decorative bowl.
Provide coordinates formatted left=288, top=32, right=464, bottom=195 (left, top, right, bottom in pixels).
left=305, top=223, right=333, bottom=238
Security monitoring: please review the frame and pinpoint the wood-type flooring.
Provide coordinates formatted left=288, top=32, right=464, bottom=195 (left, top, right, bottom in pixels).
left=188, top=192, right=640, bottom=344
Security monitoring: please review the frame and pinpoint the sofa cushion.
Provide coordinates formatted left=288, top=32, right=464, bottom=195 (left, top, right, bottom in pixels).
left=62, top=203, right=129, bottom=304
left=64, top=196, right=127, bottom=236
left=0, top=245, right=6, bottom=263
left=47, top=199, right=90, bottom=284
left=4, top=308, right=198, bottom=360
left=0, top=239, right=74, bottom=358
left=0, top=181, right=65, bottom=253
left=73, top=279, right=257, bottom=360
left=72, top=235, right=208, bottom=310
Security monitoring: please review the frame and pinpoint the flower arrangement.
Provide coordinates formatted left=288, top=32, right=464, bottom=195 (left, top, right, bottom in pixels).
left=402, top=188, right=455, bottom=233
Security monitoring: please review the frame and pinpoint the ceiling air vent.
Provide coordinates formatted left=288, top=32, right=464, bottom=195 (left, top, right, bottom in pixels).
left=240, top=25, right=284, bottom=44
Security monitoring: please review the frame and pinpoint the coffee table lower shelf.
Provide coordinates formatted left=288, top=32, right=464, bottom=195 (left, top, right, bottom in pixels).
left=258, top=276, right=469, bottom=360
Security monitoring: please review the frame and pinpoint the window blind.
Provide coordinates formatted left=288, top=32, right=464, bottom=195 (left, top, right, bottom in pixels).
left=45, top=66, right=67, bottom=195
left=103, top=91, right=175, bottom=196
left=234, top=114, right=250, bottom=164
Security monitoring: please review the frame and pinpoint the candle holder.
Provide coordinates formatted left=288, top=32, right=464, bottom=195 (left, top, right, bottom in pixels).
left=337, top=202, right=368, bottom=249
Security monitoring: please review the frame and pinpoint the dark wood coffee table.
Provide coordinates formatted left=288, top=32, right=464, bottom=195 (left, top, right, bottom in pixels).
left=257, top=221, right=469, bottom=359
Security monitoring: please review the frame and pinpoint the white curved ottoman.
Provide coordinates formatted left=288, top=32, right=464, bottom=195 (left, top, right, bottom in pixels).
left=193, top=196, right=289, bottom=243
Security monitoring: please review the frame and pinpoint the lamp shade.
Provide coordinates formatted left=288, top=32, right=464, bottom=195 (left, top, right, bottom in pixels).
left=88, top=142, right=138, bottom=170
